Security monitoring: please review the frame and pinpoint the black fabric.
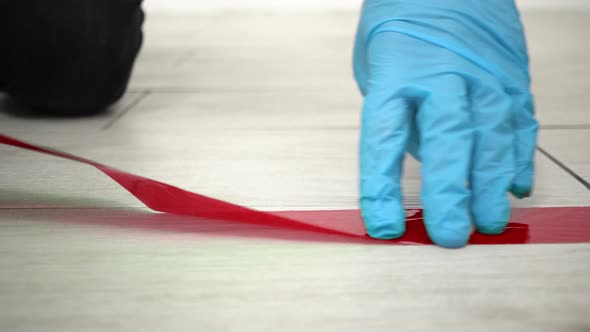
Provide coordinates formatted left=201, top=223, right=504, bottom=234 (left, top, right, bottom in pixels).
left=0, top=0, right=144, bottom=115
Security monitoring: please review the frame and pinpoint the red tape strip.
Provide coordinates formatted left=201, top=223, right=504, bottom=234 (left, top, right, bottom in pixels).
left=1, top=133, right=589, bottom=245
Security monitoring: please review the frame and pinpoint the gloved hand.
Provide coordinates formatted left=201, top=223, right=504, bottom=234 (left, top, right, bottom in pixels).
left=353, top=0, right=539, bottom=248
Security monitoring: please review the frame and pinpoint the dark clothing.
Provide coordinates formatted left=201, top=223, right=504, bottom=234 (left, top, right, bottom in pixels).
left=0, top=0, right=144, bottom=115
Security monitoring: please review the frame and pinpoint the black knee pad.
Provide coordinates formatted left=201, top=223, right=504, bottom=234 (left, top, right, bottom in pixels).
left=0, top=0, right=144, bottom=115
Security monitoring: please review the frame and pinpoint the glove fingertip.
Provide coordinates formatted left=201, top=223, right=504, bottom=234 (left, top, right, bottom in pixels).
left=366, top=223, right=405, bottom=240
left=472, top=193, right=511, bottom=235
left=476, top=220, right=509, bottom=235
left=511, top=161, right=535, bottom=199
left=510, top=184, right=532, bottom=199
left=361, top=202, right=406, bottom=240
left=427, top=226, right=471, bottom=249
left=422, top=200, right=472, bottom=248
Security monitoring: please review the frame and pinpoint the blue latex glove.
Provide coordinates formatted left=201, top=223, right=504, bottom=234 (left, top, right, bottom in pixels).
left=353, top=0, right=539, bottom=248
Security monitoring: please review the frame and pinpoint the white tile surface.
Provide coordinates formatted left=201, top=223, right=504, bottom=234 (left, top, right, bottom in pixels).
left=0, top=9, right=589, bottom=332
left=523, top=12, right=590, bottom=126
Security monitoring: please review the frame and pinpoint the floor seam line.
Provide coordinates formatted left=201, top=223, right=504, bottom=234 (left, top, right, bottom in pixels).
left=101, top=90, right=151, bottom=130
left=537, top=146, right=590, bottom=190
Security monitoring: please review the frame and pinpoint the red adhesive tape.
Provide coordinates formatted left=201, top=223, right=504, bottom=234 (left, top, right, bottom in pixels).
left=1, top=133, right=589, bottom=245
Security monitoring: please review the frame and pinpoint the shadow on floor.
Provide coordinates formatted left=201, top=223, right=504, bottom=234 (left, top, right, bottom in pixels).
left=0, top=188, right=134, bottom=210
left=0, top=93, right=113, bottom=119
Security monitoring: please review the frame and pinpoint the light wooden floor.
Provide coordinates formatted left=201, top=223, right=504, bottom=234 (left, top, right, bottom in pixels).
left=1, top=9, right=589, bottom=332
